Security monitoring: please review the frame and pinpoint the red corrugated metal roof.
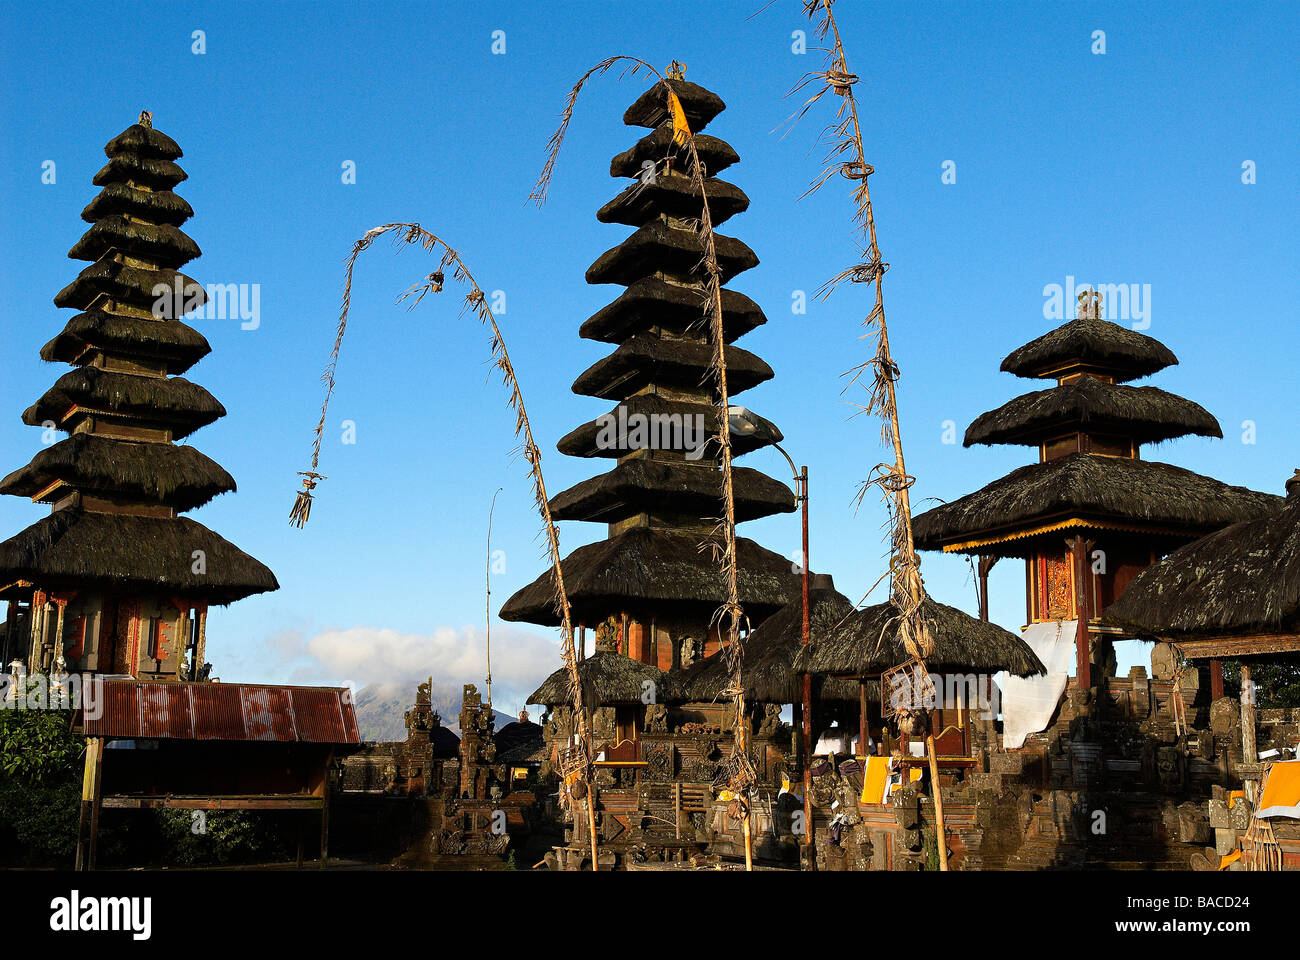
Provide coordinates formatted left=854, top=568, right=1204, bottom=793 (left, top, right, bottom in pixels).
left=82, top=680, right=360, bottom=744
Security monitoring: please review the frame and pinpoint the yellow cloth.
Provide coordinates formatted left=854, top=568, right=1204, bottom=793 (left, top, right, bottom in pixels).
left=667, top=90, right=691, bottom=146
left=861, top=756, right=891, bottom=805
left=1227, top=789, right=1245, bottom=808
left=1257, top=760, right=1300, bottom=819
left=1219, top=850, right=1241, bottom=870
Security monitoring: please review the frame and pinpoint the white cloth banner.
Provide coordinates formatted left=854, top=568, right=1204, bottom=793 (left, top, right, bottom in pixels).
left=1001, top=620, right=1075, bottom=750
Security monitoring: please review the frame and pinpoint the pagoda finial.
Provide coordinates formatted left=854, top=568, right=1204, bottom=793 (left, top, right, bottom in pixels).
left=138, top=109, right=153, bottom=128
left=666, top=60, right=687, bottom=80
left=1076, top=288, right=1102, bottom=320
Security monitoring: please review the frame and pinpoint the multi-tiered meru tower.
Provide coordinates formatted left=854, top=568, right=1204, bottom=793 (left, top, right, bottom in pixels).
left=0, top=115, right=277, bottom=680
left=501, top=78, right=798, bottom=671
left=912, top=296, right=1280, bottom=685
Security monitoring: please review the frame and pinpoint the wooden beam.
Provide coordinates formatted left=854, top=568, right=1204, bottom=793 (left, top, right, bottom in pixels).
left=99, top=795, right=326, bottom=810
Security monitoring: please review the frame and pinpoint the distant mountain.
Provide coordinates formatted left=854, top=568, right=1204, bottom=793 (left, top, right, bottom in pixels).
left=351, top=682, right=512, bottom=742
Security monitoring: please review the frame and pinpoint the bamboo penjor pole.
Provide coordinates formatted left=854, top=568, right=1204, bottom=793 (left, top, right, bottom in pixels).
left=291, top=224, right=599, bottom=870
left=790, top=0, right=946, bottom=868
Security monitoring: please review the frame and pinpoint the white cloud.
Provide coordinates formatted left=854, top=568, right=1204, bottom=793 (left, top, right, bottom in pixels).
left=270, top=623, right=562, bottom=715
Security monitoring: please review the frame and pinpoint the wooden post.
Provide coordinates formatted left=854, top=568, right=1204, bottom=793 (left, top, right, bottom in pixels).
left=75, top=737, right=103, bottom=871
left=319, top=785, right=330, bottom=869
left=925, top=735, right=949, bottom=872
left=1210, top=658, right=1225, bottom=701
left=1240, top=663, right=1257, bottom=765
left=858, top=681, right=868, bottom=759
left=977, top=555, right=998, bottom=623
left=674, top=782, right=682, bottom=840
left=192, top=606, right=208, bottom=680
left=75, top=736, right=104, bottom=871
left=1070, top=537, right=1093, bottom=690
left=296, top=816, right=305, bottom=869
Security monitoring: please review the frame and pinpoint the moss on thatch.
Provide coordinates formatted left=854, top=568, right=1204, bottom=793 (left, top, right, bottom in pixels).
left=912, top=453, right=1282, bottom=554
left=610, top=126, right=738, bottom=178
left=0, top=434, right=235, bottom=510
left=0, top=509, right=278, bottom=604
left=93, top=153, right=188, bottom=190
left=104, top=123, right=183, bottom=160
left=528, top=651, right=681, bottom=706
left=23, top=367, right=225, bottom=439
left=67, top=215, right=201, bottom=268
left=597, top=174, right=749, bottom=227
left=41, top=310, right=211, bottom=374
left=54, top=259, right=206, bottom=313
left=586, top=220, right=757, bottom=286
left=793, top=597, right=1045, bottom=678
left=965, top=377, right=1222, bottom=447
left=572, top=333, right=772, bottom=400
left=81, top=183, right=193, bottom=227
left=500, top=527, right=801, bottom=626
left=558, top=395, right=780, bottom=459
left=681, top=581, right=865, bottom=703
left=549, top=459, right=794, bottom=523
left=1001, top=317, right=1178, bottom=382
left=1105, top=484, right=1300, bottom=639
left=623, top=78, right=725, bottom=132
left=579, top=277, right=765, bottom=345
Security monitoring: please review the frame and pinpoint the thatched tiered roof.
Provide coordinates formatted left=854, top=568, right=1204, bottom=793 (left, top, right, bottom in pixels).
left=793, top=597, right=1045, bottom=679
left=913, top=453, right=1281, bottom=555
left=913, top=308, right=1277, bottom=558
left=964, top=378, right=1222, bottom=448
left=0, top=117, right=275, bottom=605
left=0, top=510, right=277, bottom=605
left=558, top=395, right=781, bottom=460
left=501, top=75, right=794, bottom=636
left=1105, top=473, right=1300, bottom=644
left=681, top=577, right=865, bottom=703
left=528, top=651, right=682, bottom=706
left=1000, top=317, right=1178, bottom=382
left=501, top=527, right=801, bottom=627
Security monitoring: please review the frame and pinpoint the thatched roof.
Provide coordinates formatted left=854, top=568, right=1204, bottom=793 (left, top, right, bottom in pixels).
left=93, top=153, right=187, bottom=190
left=912, top=453, right=1282, bottom=555
left=549, top=459, right=794, bottom=524
left=0, top=509, right=278, bottom=604
left=571, top=334, right=772, bottom=400
left=1105, top=479, right=1300, bottom=640
left=611, top=127, right=738, bottom=179
left=597, top=174, right=749, bottom=228
left=23, top=367, right=225, bottom=439
left=104, top=123, right=183, bottom=160
left=558, top=395, right=780, bottom=459
left=965, top=377, right=1222, bottom=447
left=793, top=596, right=1045, bottom=678
left=500, top=527, right=801, bottom=626
left=0, top=434, right=235, bottom=510
left=67, top=215, right=201, bottom=269
left=528, top=651, right=682, bottom=707
left=41, top=311, right=211, bottom=375
left=580, top=277, right=765, bottom=345
left=680, top=579, right=868, bottom=703
left=623, top=78, right=725, bottom=132
left=494, top=719, right=545, bottom=764
left=55, top=260, right=206, bottom=313
left=81, top=183, right=193, bottom=226
left=586, top=220, right=757, bottom=286
left=1001, top=318, right=1178, bottom=382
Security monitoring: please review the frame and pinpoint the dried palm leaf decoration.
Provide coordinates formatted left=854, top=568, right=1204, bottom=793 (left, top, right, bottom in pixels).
left=290, top=223, right=600, bottom=869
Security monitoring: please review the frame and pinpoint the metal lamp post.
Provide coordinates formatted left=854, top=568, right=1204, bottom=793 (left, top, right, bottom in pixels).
left=727, top=406, right=813, bottom=867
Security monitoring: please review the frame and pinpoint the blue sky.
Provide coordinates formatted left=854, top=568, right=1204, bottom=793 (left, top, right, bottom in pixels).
left=2, top=1, right=1297, bottom=714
